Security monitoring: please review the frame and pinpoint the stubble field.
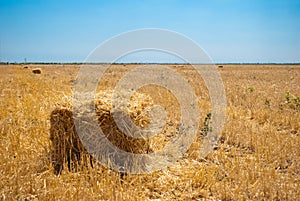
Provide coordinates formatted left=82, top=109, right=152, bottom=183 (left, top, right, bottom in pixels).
left=0, top=64, right=299, bottom=200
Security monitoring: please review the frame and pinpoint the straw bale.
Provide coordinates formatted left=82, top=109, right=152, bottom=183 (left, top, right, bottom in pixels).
left=32, top=68, right=42, bottom=74
left=50, top=90, right=171, bottom=174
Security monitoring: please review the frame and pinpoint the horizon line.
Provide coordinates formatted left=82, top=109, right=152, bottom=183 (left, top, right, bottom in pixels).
left=1, top=62, right=300, bottom=65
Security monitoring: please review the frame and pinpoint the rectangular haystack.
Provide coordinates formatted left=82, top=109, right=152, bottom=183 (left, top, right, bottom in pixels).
left=50, top=90, right=171, bottom=174
left=32, top=68, right=42, bottom=74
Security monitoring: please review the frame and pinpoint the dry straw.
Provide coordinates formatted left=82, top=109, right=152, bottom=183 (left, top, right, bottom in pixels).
left=50, top=90, right=175, bottom=174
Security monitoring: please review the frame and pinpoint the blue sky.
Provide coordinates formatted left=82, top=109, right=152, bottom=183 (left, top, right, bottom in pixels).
left=0, top=0, right=300, bottom=63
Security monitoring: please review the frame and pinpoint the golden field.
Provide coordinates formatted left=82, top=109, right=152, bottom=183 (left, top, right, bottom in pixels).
left=0, top=64, right=299, bottom=201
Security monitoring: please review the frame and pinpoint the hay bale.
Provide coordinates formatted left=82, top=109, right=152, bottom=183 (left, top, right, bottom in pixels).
left=32, top=68, right=41, bottom=74
left=94, top=91, right=154, bottom=153
left=50, top=90, right=168, bottom=174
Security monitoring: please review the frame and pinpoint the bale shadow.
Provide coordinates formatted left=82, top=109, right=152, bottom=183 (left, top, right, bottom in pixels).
left=50, top=108, right=93, bottom=175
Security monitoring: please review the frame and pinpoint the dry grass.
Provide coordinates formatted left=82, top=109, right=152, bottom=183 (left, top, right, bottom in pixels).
left=0, top=64, right=299, bottom=200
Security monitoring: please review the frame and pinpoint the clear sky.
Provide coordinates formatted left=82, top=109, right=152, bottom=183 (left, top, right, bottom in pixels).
left=1, top=0, right=300, bottom=63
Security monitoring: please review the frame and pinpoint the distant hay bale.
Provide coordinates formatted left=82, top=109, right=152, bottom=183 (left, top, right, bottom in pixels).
left=218, top=65, right=224, bottom=68
left=32, top=68, right=42, bottom=74
left=50, top=90, right=168, bottom=174
left=23, top=66, right=28, bottom=69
